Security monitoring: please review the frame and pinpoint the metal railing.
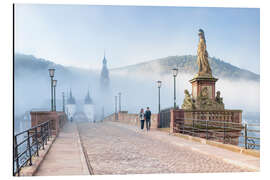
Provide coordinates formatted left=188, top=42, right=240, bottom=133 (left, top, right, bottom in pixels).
left=159, top=108, right=171, bottom=128
left=174, top=117, right=260, bottom=150
left=243, top=123, right=260, bottom=149
left=13, top=120, right=52, bottom=176
left=159, top=106, right=179, bottom=128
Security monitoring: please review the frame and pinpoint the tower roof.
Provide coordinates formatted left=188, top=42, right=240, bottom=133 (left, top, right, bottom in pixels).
left=103, top=51, right=107, bottom=65
left=100, top=51, right=110, bottom=90
left=67, top=89, right=76, bottom=104
left=84, top=89, right=93, bottom=104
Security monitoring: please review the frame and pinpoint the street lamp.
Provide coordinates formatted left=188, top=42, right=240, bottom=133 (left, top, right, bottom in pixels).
left=115, top=95, right=118, bottom=120
left=172, top=68, right=178, bottom=109
left=48, top=68, right=55, bottom=111
left=102, top=106, right=104, bottom=121
left=157, top=81, right=162, bottom=114
left=53, top=79, right=57, bottom=111
left=62, top=92, right=65, bottom=112
left=118, top=92, right=121, bottom=112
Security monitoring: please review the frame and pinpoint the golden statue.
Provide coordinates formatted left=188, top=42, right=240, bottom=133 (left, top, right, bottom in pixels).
left=197, top=29, right=212, bottom=77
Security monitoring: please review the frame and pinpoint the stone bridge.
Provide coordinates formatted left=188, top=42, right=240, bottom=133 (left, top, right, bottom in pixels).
left=18, top=111, right=259, bottom=176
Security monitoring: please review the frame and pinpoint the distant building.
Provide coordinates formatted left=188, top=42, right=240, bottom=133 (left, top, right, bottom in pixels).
left=100, top=52, right=110, bottom=91
left=83, top=89, right=95, bottom=122
left=65, top=89, right=76, bottom=121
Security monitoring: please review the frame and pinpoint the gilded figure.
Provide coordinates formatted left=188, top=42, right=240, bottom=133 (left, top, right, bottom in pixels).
left=197, top=29, right=212, bottom=76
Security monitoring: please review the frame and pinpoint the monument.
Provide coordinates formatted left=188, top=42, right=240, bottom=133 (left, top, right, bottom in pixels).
left=168, top=29, right=243, bottom=145
left=182, top=29, right=224, bottom=110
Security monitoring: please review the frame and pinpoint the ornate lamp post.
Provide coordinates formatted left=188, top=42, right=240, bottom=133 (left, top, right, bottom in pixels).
left=53, top=80, right=57, bottom=111
left=118, top=92, right=121, bottom=112
left=157, top=81, right=162, bottom=114
left=48, top=68, right=55, bottom=111
left=172, top=68, right=178, bottom=109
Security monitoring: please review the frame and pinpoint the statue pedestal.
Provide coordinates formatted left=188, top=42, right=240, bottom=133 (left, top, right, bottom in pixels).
left=189, top=76, right=218, bottom=100
left=187, top=75, right=224, bottom=110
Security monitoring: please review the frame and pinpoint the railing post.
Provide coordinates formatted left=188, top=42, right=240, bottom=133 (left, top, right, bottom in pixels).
left=182, top=116, right=185, bottom=134
left=223, top=113, right=226, bottom=143
left=46, top=122, right=49, bottom=144
left=14, top=135, right=20, bottom=176
left=41, top=125, right=44, bottom=150
left=48, top=121, right=51, bottom=138
left=206, top=120, right=208, bottom=140
left=27, top=131, right=32, bottom=166
left=44, top=123, right=48, bottom=145
left=244, top=123, right=248, bottom=149
left=35, top=127, right=39, bottom=156
left=192, top=118, right=195, bottom=136
left=47, top=122, right=50, bottom=141
left=50, top=120, right=52, bottom=138
left=167, top=110, right=169, bottom=128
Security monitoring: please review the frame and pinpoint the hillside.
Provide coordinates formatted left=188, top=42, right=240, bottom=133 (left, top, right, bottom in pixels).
left=112, top=55, right=260, bottom=81
left=14, top=53, right=93, bottom=79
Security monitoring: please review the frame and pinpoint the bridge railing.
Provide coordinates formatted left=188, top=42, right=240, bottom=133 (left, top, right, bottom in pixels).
left=159, top=106, right=178, bottom=128
left=159, top=108, right=171, bottom=128
left=13, top=120, right=52, bottom=176
left=174, top=117, right=260, bottom=150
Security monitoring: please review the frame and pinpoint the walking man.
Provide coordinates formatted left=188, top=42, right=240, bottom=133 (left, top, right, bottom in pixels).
left=139, top=108, right=145, bottom=130
left=144, top=107, right=151, bottom=131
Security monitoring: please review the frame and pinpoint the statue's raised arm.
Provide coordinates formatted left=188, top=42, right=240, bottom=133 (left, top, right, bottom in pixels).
left=197, top=29, right=212, bottom=77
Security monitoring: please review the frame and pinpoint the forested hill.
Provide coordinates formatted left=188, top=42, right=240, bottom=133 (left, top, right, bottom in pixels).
left=112, top=55, right=259, bottom=81
left=14, top=53, right=93, bottom=79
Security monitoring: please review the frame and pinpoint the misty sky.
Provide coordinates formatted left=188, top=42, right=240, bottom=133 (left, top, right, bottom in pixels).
left=15, top=4, right=260, bottom=73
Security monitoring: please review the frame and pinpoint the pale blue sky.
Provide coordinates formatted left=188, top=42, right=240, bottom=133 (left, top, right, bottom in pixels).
left=15, top=4, right=260, bottom=73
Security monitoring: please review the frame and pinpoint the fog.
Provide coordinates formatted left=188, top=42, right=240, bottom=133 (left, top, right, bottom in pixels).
left=111, top=69, right=259, bottom=117
left=14, top=62, right=260, bottom=133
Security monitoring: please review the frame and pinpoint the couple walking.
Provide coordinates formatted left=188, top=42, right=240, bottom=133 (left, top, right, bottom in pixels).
left=139, top=107, right=151, bottom=131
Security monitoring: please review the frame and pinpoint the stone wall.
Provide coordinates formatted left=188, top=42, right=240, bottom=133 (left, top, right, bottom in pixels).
left=30, top=111, right=67, bottom=135
left=104, top=111, right=158, bottom=129
left=103, top=113, right=115, bottom=122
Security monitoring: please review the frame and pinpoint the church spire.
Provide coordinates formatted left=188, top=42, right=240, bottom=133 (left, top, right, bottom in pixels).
left=85, top=89, right=93, bottom=104
left=100, top=51, right=110, bottom=91
left=103, top=50, right=107, bottom=65
left=67, top=88, right=76, bottom=104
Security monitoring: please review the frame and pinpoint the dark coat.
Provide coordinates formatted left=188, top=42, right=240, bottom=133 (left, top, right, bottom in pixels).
left=144, top=110, right=151, bottom=120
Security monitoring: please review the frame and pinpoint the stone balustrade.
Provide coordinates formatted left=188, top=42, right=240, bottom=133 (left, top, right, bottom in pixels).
left=104, top=111, right=158, bottom=129
left=170, top=109, right=242, bottom=133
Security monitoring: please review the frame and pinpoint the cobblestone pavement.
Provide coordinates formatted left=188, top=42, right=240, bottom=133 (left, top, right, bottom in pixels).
left=78, top=121, right=251, bottom=175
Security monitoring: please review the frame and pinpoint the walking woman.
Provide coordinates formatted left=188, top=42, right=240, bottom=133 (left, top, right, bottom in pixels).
left=139, top=108, right=145, bottom=130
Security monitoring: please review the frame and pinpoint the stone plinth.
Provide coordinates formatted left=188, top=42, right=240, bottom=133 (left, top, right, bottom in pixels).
left=189, top=76, right=218, bottom=100
left=30, top=111, right=67, bottom=135
left=182, top=75, right=224, bottom=110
